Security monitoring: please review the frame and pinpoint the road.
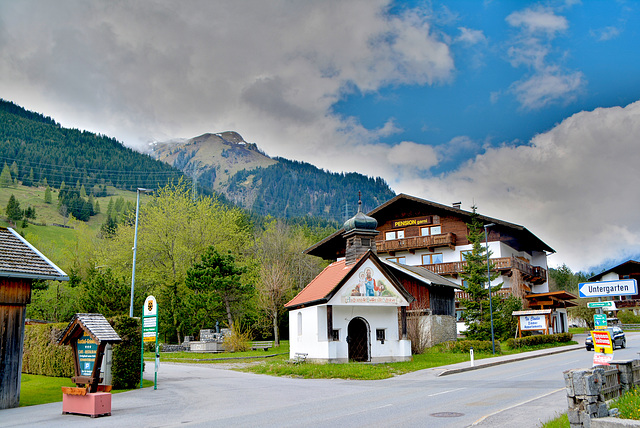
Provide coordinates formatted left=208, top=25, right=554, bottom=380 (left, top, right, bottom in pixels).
left=1, top=332, right=638, bottom=428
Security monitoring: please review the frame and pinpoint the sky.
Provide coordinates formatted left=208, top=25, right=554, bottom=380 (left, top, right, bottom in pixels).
left=1, top=0, right=640, bottom=273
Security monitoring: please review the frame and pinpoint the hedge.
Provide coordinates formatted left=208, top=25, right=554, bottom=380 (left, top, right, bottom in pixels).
left=109, top=315, right=142, bottom=389
left=442, top=339, right=502, bottom=354
left=22, top=316, right=141, bottom=389
left=504, top=332, right=573, bottom=349
left=22, top=323, right=74, bottom=377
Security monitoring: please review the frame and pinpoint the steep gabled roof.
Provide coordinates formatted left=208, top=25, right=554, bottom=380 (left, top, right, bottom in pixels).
left=379, top=259, right=461, bottom=289
left=0, top=227, right=68, bottom=281
left=589, top=260, right=640, bottom=281
left=305, top=193, right=554, bottom=260
left=58, top=313, right=122, bottom=345
left=285, top=251, right=414, bottom=310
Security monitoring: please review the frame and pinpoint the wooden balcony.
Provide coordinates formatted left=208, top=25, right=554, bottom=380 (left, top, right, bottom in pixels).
left=376, top=232, right=456, bottom=254
left=455, top=288, right=513, bottom=301
left=421, top=256, right=547, bottom=285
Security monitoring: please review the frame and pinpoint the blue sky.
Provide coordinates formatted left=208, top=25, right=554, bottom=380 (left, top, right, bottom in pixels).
left=1, top=0, right=640, bottom=272
left=334, top=1, right=640, bottom=174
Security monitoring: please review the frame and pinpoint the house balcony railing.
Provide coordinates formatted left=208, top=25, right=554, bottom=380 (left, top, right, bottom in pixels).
left=455, top=288, right=513, bottom=301
left=376, top=232, right=456, bottom=254
left=421, top=256, right=547, bottom=285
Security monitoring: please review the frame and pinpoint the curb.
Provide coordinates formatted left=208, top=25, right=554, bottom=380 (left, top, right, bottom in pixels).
left=438, top=345, right=583, bottom=376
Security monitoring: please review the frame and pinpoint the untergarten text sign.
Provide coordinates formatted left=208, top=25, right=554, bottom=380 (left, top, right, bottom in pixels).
left=578, top=279, right=638, bottom=298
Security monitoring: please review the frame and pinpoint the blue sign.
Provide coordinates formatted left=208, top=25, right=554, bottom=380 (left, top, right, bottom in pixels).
left=579, top=279, right=638, bottom=298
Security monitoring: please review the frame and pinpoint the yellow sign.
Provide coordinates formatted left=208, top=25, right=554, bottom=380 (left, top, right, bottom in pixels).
left=591, top=330, right=613, bottom=354
left=392, top=217, right=432, bottom=228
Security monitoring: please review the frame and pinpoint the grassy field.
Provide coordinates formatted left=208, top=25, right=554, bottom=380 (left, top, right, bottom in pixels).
left=0, top=183, right=148, bottom=267
left=19, top=374, right=154, bottom=407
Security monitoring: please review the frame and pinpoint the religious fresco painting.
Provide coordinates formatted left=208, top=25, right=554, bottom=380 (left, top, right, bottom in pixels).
left=341, top=266, right=401, bottom=304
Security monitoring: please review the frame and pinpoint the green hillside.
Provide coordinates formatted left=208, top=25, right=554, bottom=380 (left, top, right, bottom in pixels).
left=0, top=99, right=184, bottom=191
left=0, top=183, right=146, bottom=269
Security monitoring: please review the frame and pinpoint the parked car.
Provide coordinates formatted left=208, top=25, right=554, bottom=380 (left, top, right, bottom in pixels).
left=585, top=326, right=626, bottom=351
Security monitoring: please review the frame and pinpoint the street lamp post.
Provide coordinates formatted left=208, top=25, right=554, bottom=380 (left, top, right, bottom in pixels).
left=484, top=223, right=496, bottom=354
left=130, top=188, right=151, bottom=317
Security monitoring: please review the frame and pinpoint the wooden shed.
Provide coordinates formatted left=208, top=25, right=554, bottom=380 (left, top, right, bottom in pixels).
left=0, top=227, right=68, bottom=409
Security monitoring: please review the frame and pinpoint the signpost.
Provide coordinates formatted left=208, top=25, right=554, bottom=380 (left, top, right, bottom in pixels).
left=593, top=314, right=607, bottom=329
left=578, top=279, right=638, bottom=298
left=141, top=295, right=159, bottom=390
left=587, top=301, right=617, bottom=310
left=591, top=329, right=614, bottom=366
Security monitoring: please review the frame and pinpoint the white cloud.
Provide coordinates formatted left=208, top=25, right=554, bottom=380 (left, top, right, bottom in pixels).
left=0, top=0, right=453, bottom=181
left=591, top=26, right=621, bottom=41
left=387, top=141, right=439, bottom=170
left=504, top=5, right=583, bottom=110
left=401, top=100, right=640, bottom=272
left=456, top=27, right=487, bottom=45
left=506, top=7, right=568, bottom=35
left=511, top=69, right=584, bottom=109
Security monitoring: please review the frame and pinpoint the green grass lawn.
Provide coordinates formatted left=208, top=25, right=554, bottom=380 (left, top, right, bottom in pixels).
left=19, top=374, right=154, bottom=407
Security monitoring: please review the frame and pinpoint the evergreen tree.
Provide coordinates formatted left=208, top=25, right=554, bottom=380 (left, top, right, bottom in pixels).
left=60, top=181, right=66, bottom=192
left=41, top=177, right=48, bottom=188
left=9, top=161, right=18, bottom=179
left=107, top=198, right=114, bottom=218
left=5, top=194, right=23, bottom=225
left=0, top=163, right=12, bottom=187
left=185, top=246, right=248, bottom=328
left=94, top=200, right=101, bottom=214
left=44, top=186, right=52, bottom=203
left=459, top=206, right=501, bottom=341
left=80, top=184, right=87, bottom=198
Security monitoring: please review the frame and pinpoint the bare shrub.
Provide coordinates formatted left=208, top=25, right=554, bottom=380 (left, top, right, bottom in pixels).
left=222, top=322, right=251, bottom=352
left=405, top=300, right=432, bottom=354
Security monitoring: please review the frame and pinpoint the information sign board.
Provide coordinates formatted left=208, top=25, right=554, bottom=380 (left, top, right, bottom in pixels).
left=520, top=315, right=546, bottom=331
left=141, top=295, right=159, bottom=390
left=77, top=332, right=98, bottom=376
left=594, top=353, right=613, bottom=366
left=594, top=314, right=607, bottom=329
left=591, top=330, right=613, bottom=354
left=587, top=301, right=617, bottom=310
left=579, top=279, right=638, bottom=298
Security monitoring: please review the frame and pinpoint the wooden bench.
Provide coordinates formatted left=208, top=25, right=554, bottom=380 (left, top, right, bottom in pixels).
left=293, top=352, right=308, bottom=364
left=251, top=341, right=274, bottom=351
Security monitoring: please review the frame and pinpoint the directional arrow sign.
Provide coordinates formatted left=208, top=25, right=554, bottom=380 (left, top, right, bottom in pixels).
left=587, top=301, right=617, bottom=310
left=578, top=279, right=638, bottom=298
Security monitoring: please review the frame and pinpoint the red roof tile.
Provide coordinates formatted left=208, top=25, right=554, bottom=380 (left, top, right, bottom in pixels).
left=285, top=259, right=354, bottom=308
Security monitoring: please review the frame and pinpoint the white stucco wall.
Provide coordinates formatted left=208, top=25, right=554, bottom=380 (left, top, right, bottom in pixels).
left=288, top=305, right=411, bottom=363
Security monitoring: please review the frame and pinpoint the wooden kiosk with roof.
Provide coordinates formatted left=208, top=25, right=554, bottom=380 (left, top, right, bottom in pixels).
left=0, top=227, right=69, bottom=409
left=58, top=313, right=121, bottom=418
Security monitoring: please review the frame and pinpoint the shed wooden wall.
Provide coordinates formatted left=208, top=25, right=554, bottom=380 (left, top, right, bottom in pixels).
left=0, top=277, right=31, bottom=409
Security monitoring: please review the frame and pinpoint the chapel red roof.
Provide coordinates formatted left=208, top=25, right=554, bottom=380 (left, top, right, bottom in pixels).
left=285, top=259, right=353, bottom=308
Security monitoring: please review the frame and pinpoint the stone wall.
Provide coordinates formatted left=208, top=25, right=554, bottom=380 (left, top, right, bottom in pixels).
left=421, top=314, right=457, bottom=347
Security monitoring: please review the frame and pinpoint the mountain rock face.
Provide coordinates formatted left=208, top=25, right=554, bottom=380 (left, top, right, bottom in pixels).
left=150, top=132, right=396, bottom=222
left=149, top=132, right=276, bottom=193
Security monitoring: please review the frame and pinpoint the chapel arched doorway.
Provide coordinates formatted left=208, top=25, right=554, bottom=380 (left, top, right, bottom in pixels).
left=347, top=317, right=370, bottom=362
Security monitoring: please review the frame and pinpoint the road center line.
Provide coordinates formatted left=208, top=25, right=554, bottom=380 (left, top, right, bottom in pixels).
left=427, top=387, right=466, bottom=397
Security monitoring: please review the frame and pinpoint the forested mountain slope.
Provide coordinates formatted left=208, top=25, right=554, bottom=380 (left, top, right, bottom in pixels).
left=1, top=98, right=395, bottom=222
left=0, top=99, right=183, bottom=191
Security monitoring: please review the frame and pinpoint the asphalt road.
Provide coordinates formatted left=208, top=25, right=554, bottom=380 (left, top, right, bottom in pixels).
left=2, top=332, right=638, bottom=428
